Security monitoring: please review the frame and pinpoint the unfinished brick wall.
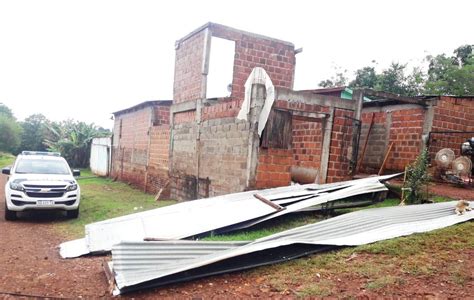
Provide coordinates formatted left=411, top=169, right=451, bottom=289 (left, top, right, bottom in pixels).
left=169, top=117, right=249, bottom=200
left=358, top=97, right=474, bottom=173
left=326, top=108, right=355, bottom=182
left=358, top=112, right=389, bottom=173
left=256, top=148, right=292, bottom=189
left=170, top=122, right=197, bottom=176
left=170, top=23, right=297, bottom=200
left=146, top=124, right=170, bottom=195
left=358, top=106, right=425, bottom=173
left=292, top=119, right=323, bottom=169
left=211, top=24, right=295, bottom=103
left=387, top=108, right=425, bottom=171
left=429, top=96, right=474, bottom=158
left=198, top=118, right=249, bottom=196
left=173, top=23, right=295, bottom=117
left=173, top=30, right=205, bottom=103
left=111, top=103, right=171, bottom=195
left=255, top=97, right=355, bottom=187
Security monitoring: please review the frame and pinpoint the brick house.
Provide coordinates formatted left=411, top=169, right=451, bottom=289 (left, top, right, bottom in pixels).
left=111, top=100, right=172, bottom=196
left=169, top=23, right=365, bottom=200
left=110, top=23, right=474, bottom=201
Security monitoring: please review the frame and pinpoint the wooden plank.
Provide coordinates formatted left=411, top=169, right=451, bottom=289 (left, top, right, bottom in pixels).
left=378, top=142, right=395, bottom=175
left=261, top=109, right=292, bottom=149
left=253, top=193, right=286, bottom=211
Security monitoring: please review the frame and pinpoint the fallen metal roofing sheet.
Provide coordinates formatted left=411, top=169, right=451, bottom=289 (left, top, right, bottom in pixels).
left=60, top=174, right=398, bottom=258
left=109, top=201, right=473, bottom=295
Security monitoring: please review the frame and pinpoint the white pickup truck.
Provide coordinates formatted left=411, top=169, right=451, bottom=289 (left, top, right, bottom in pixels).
left=2, top=151, right=81, bottom=220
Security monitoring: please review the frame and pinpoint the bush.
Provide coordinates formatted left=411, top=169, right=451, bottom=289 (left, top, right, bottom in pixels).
left=403, top=149, right=431, bottom=204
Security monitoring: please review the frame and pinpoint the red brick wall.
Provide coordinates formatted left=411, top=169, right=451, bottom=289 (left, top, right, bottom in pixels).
left=430, top=96, right=474, bottom=158
left=255, top=100, right=353, bottom=187
left=386, top=108, right=425, bottom=171
left=256, top=148, right=292, bottom=189
left=326, top=108, right=354, bottom=182
left=292, top=119, right=323, bottom=169
left=149, top=125, right=169, bottom=170
left=211, top=24, right=295, bottom=105
left=146, top=124, right=170, bottom=195
left=173, top=30, right=205, bottom=103
left=173, top=23, right=295, bottom=119
left=358, top=107, right=426, bottom=172
left=111, top=104, right=171, bottom=195
left=115, top=108, right=151, bottom=150
left=202, top=98, right=241, bottom=121
left=174, top=110, right=196, bottom=125
left=153, top=106, right=170, bottom=126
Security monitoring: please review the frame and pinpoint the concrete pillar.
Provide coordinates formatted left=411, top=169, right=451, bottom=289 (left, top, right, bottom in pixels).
left=421, top=104, right=435, bottom=150
left=245, top=84, right=266, bottom=189
left=349, top=90, right=364, bottom=175
left=195, top=28, right=211, bottom=198
left=319, top=107, right=335, bottom=183
left=382, top=111, right=393, bottom=166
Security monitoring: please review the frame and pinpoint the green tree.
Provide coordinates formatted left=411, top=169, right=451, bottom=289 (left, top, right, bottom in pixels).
left=453, top=44, right=473, bottom=67
left=424, top=45, right=474, bottom=96
left=0, top=104, right=22, bottom=153
left=349, top=66, right=378, bottom=89
left=19, top=114, right=49, bottom=152
left=0, top=104, right=14, bottom=118
left=318, top=65, right=348, bottom=88
left=375, top=62, right=410, bottom=95
left=44, top=120, right=110, bottom=168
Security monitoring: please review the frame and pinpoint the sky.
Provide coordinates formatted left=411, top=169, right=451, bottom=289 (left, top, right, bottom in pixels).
left=0, top=0, right=472, bottom=128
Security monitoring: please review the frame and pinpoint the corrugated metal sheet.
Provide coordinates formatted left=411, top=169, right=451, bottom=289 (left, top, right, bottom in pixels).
left=60, top=174, right=398, bottom=258
left=110, top=201, right=473, bottom=295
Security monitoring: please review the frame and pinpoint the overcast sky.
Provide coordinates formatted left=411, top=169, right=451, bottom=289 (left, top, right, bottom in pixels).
left=0, top=0, right=472, bottom=128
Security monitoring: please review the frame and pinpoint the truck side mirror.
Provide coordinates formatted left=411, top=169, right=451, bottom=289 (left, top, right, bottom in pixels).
left=72, top=169, right=81, bottom=177
left=2, top=167, right=11, bottom=175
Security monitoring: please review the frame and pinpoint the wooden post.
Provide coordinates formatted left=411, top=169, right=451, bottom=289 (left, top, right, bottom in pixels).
left=378, top=142, right=394, bottom=175
left=400, top=166, right=408, bottom=205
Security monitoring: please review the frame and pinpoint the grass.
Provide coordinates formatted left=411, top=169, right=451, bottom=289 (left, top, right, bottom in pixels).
left=203, top=212, right=325, bottom=241
left=55, top=169, right=176, bottom=238
left=0, top=152, right=15, bottom=167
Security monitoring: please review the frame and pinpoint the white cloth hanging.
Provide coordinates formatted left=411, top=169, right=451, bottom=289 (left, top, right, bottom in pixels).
left=236, top=67, right=275, bottom=137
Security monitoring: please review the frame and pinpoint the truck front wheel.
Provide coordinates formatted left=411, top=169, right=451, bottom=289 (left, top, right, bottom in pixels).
left=4, top=202, right=17, bottom=221
left=66, top=208, right=79, bottom=219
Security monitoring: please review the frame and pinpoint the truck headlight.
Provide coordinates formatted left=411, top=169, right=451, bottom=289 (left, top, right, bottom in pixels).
left=67, top=183, right=78, bottom=191
left=10, top=182, right=24, bottom=191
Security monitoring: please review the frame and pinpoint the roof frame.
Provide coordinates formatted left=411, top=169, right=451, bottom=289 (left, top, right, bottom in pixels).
left=358, top=88, right=436, bottom=107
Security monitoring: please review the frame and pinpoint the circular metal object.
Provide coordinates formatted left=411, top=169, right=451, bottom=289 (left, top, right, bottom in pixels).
left=434, top=148, right=455, bottom=169
left=452, top=156, right=472, bottom=176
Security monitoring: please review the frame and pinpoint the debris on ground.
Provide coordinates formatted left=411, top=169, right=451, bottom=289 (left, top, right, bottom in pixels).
left=108, top=201, right=473, bottom=295
left=60, top=174, right=399, bottom=258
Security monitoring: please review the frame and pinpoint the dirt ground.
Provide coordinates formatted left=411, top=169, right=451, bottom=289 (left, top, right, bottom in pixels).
left=0, top=174, right=473, bottom=299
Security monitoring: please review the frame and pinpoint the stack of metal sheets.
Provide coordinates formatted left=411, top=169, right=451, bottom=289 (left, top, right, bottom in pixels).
left=109, top=201, right=473, bottom=295
left=60, top=174, right=398, bottom=258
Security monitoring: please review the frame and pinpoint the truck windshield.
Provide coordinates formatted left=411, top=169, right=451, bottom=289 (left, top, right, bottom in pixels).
left=15, top=159, right=70, bottom=175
